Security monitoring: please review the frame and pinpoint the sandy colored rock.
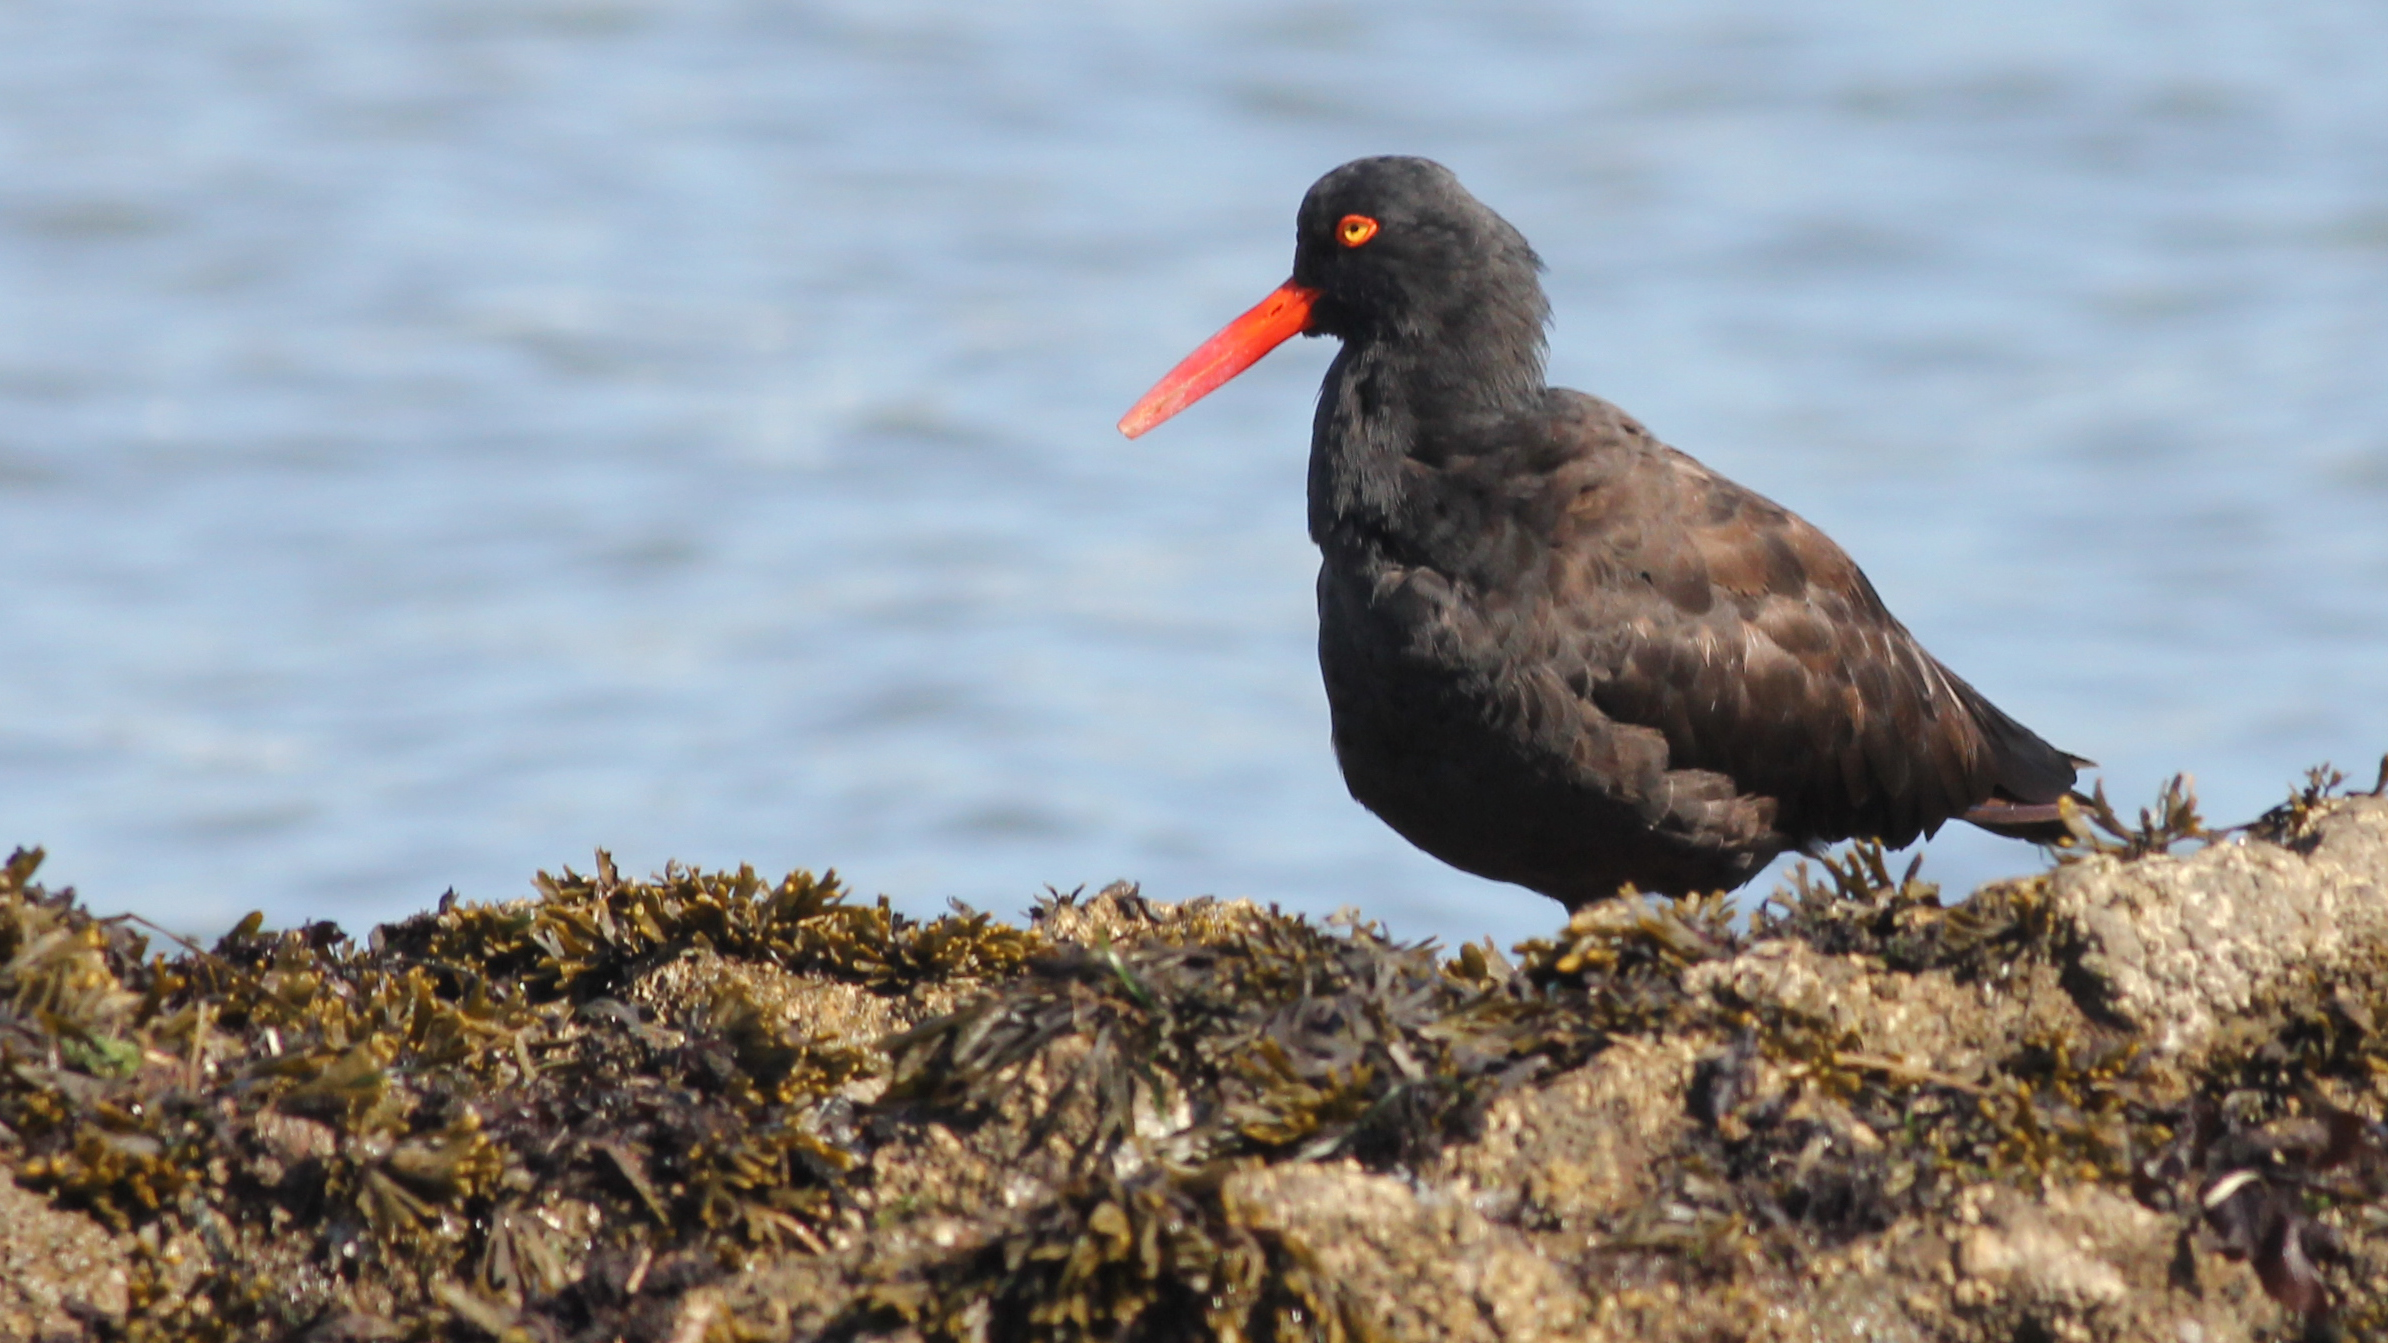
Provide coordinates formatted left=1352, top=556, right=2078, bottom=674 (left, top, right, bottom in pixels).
left=1443, top=1033, right=1702, bottom=1231
left=1942, top=1183, right=2271, bottom=1343
left=2050, top=796, right=2388, bottom=1060
left=0, top=1174, right=129, bottom=1341
left=1227, top=1161, right=1598, bottom=1342
left=3, top=791, right=2386, bottom=1341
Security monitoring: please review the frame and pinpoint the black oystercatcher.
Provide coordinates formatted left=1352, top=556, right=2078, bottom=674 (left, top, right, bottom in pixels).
left=1119, top=156, right=2088, bottom=909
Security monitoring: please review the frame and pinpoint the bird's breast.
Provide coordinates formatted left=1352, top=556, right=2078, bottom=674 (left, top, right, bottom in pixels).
left=1314, top=545, right=1579, bottom=755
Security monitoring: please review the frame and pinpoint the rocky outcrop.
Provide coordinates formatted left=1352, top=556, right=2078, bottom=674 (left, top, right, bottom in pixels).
left=2, top=788, right=2384, bottom=1342
left=2054, top=797, right=2388, bottom=1060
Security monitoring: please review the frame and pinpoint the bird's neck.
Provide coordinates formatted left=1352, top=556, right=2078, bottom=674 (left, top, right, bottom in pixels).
left=1306, top=313, right=1548, bottom=548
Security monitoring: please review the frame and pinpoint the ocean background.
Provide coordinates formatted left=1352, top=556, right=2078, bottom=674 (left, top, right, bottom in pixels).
left=3, top=0, right=2385, bottom=953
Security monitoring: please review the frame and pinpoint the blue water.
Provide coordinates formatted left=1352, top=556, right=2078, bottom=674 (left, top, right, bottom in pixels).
left=3, top=0, right=2385, bottom=954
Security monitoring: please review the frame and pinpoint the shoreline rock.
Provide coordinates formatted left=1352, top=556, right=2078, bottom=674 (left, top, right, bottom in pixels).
left=3, top=782, right=2385, bottom=1341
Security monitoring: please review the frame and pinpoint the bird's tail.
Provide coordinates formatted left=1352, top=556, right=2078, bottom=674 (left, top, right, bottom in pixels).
left=1960, top=790, right=2096, bottom=845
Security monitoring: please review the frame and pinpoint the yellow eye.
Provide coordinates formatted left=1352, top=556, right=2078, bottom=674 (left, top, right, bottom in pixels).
left=1337, top=214, right=1379, bottom=248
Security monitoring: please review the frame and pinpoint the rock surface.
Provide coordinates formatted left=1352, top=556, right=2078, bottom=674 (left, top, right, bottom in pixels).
left=2, top=787, right=2385, bottom=1341
left=2055, top=797, right=2388, bottom=1059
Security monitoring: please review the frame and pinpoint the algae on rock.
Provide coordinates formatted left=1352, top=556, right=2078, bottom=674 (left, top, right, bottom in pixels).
left=2, top=777, right=2386, bottom=1342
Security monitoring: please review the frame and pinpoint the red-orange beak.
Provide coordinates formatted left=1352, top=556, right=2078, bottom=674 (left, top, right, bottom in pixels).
left=1117, top=280, right=1320, bottom=438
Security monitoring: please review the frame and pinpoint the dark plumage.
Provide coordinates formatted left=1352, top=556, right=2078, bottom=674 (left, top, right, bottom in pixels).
left=1122, top=156, right=2087, bottom=909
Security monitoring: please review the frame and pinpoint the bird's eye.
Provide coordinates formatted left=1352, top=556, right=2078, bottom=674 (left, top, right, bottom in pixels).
left=1337, top=214, right=1379, bottom=248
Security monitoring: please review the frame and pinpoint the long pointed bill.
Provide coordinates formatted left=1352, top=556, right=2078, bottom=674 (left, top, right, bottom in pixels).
left=1117, top=280, right=1320, bottom=438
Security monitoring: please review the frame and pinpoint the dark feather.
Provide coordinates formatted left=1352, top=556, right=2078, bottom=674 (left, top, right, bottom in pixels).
left=1153, top=156, right=2088, bottom=908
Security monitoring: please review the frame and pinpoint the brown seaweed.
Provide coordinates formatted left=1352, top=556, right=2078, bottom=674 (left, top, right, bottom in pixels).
left=2, top=773, right=2386, bottom=1341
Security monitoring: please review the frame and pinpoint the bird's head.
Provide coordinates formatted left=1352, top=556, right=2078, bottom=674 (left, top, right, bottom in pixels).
left=1120, top=156, right=1545, bottom=438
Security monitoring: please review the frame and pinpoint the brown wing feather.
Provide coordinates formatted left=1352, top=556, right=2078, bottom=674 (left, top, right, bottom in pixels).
left=1517, top=402, right=2073, bottom=851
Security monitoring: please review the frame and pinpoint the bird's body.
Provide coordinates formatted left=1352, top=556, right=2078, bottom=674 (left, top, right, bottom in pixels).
left=1122, top=156, right=2084, bottom=908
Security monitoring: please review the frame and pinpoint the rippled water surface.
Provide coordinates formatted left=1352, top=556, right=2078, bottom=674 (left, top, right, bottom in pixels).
left=4, top=0, right=2387, bottom=950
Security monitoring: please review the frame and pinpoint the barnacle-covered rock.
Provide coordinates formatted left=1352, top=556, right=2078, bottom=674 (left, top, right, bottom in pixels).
left=2, top=772, right=2386, bottom=1342
left=2055, top=792, right=2388, bottom=1061
left=0, top=1171, right=130, bottom=1339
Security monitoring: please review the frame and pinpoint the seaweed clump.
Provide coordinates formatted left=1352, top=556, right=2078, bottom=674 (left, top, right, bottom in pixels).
left=844, top=1163, right=1375, bottom=1343
left=1726, top=778, right=2388, bottom=1333
left=2247, top=755, right=2388, bottom=853
left=885, top=896, right=1538, bottom=1173
left=4, top=773, right=2388, bottom=1342
left=0, top=849, right=1037, bottom=1340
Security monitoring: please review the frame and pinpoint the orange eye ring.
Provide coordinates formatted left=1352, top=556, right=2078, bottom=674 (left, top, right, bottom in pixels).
left=1337, top=214, right=1379, bottom=248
